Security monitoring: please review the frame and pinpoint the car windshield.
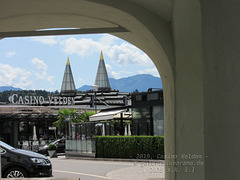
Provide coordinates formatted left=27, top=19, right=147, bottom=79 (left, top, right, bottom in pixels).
left=0, top=141, right=15, bottom=150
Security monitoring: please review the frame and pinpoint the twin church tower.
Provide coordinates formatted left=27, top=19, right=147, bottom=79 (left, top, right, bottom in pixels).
left=60, top=51, right=111, bottom=96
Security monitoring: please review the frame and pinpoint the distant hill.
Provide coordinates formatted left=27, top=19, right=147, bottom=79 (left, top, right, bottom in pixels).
left=0, top=74, right=162, bottom=93
left=78, top=85, right=93, bottom=92
left=77, top=74, right=162, bottom=92
left=0, top=86, right=22, bottom=92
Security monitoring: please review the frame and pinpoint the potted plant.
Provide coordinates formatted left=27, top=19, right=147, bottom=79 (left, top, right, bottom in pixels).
left=48, top=143, right=58, bottom=158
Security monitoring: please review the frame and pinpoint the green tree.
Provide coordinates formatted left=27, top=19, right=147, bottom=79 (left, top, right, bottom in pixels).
left=79, top=110, right=95, bottom=122
left=54, top=90, right=59, bottom=94
left=52, top=109, right=95, bottom=137
left=53, top=108, right=76, bottom=136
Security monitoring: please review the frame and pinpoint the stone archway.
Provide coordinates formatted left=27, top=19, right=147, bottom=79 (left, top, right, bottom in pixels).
left=0, top=1, right=206, bottom=180
left=0, top=1, right=176, bottom=180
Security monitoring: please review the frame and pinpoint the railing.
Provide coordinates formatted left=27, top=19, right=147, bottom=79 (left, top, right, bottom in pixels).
left=18, top=140, right=51, bottom=151
left=66, top=137, right=95, bottom=154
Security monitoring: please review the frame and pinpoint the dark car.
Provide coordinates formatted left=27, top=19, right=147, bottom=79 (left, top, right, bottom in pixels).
left=37, top=138, right=65, bottom=155
left=0, top=140, right=52, bottom=178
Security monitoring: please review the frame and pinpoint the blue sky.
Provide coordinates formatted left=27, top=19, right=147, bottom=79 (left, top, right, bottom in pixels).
left=0, top=34, right=160, bottom=91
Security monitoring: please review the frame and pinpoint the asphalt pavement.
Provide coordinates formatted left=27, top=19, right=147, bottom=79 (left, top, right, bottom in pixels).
left=51, top=156, right=165, bottom=180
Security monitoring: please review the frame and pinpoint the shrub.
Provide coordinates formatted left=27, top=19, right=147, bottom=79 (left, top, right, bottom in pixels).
left=95, top=136, right=164, bottom=159
left=48, top=143, right=57, bottom=151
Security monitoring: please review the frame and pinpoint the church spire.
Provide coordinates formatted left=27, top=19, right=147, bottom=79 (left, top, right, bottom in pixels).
left=94, top=51, right=111, bottom=92
left=60, top=57, right=76, bottom=96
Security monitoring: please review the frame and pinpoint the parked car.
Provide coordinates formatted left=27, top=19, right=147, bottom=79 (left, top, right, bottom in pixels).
left=37, top=138, right=65, bottom=155
left=0, top=140, right=52, bottom=178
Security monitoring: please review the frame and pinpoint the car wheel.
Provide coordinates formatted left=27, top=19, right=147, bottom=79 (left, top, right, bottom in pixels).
left=4, top=167, right=28, bottom=178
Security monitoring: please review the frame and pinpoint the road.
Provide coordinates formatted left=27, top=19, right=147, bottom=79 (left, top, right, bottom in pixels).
left=51, top=156, right=165, bottom=180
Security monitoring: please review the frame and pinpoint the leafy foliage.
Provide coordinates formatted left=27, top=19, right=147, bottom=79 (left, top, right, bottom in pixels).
left=53, top=109, right=95, bottom=135
left=48, top=143, right=57, bottom=150
left=95, top=136, right=164, bottom=159
left=79, top=110, right=95, bottom=122
left=53, top=108, right=76, bottom=133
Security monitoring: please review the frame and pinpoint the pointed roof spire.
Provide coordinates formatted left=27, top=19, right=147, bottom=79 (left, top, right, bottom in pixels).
left=100, top=51, right=104, bottom=60
left=66, top=56, right=70, bottom=65
left=94, top=51, right=111, bottom=92
left=60, top=57, right=76, bottom=96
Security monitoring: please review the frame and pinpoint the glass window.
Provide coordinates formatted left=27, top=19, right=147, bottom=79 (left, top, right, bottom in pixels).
left=18, top=120, right=29, bottom=141
left=136, top=95, right=142, bottom=101
left=147, top=93, right=159, bottom=101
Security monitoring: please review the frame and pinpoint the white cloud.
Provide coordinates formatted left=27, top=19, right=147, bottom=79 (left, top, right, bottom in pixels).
left=99, top=35, right=118, bottom=46
left=60, top=34, right=118, bottom=57
left=31, top=36, right=58, bottom=45
left=31, top=58, right=48, bottom=75
left=119, top=70, right=134, bottom=75
left=138, top=67, right=160, bottom=77
left=107, top=43, right=152, bottom=66
left=60, top=35, right=153, bottom=67
left=61, top=37, right=101, bottom=56
left=47, top=76, right=55, bottom=84
left=6, top=51, right=16, bottom=57
left=105, top=64, right=120, bottom=79
left=30, top=58, right=55, bottom=84
left=0, top=63, right=32, bottom=89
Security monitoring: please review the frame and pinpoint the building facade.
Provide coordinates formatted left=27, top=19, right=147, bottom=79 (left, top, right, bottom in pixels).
left=0, top=52, right=131, bottom=148
left=132, top=89, right=164, bottom=136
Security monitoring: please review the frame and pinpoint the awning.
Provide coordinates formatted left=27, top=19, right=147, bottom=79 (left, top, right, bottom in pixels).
left=89, top=109, right=130, bottom=121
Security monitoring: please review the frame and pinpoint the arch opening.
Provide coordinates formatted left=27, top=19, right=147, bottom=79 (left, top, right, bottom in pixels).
left=0, top=1, right=176, bottom=180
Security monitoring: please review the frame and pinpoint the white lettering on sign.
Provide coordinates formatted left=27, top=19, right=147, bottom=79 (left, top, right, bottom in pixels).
left=9, top=94, right=75, bottom=106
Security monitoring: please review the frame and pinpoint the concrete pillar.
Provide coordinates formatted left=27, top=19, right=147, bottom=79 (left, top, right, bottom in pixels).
left=171, top=0, right=240, bottom=179
left=200, top=0, right=240, bottom=179
left=170, top=0, right=204, bottom=179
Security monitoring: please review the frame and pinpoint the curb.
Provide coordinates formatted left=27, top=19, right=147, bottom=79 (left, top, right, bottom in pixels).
left=65, top=155, right=165, bottom=163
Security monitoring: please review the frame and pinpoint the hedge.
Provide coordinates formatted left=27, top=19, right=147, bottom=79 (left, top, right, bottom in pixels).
left=95, top=136, right=164, bottom=159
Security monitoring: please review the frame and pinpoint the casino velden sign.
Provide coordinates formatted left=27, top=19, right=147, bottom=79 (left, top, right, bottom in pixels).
left=9, top=94, right=75, bottom=105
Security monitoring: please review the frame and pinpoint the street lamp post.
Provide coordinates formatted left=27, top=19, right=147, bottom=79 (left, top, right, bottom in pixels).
left=94, top=92, right=97, bottom=113
left=65, top=116, right=70, bottom=139
left=92, top=85, right=98, bottom=113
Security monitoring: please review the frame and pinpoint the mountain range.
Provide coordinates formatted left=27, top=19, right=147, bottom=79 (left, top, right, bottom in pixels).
left=0, top=74, right=162, bottom=93
left=0, top=86, right=22, bottom=92
left=78, top=74, right=162, bottom=92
